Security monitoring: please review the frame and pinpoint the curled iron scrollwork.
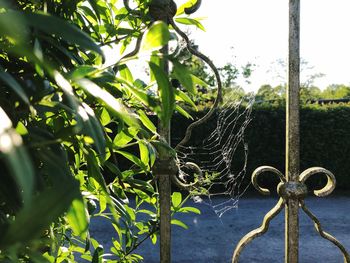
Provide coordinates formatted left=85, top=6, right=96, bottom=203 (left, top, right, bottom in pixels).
left=299, top=167, right=336, bottom=197
left=251, top=166, right=286, bottom=195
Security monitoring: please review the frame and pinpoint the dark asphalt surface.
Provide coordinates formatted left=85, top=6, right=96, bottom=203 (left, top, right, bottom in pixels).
left=90, top=196, right=350, bottom=262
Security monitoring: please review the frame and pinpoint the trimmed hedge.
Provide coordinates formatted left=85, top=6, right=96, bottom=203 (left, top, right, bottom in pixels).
left=171, top=105, right=350, bottom=192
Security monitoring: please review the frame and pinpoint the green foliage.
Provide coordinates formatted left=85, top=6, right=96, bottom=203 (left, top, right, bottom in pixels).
left=256, top=83, right=350, bottom=105
left=0, top=0, right=203, bottom=262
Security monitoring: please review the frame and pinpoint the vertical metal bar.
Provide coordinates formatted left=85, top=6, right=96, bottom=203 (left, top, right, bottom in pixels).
left=159, top=45, right=172, bottom=263
left=286, top=0, right=300, bottom=262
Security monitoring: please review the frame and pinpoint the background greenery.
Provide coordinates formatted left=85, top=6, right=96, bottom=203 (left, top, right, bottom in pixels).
left=172, top=104, right=350, bottom=193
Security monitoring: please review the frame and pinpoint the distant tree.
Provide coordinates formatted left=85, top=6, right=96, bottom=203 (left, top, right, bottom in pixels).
left=322, top=84, right=350, bottom=99
left=255, top=84, right=285, bottom=105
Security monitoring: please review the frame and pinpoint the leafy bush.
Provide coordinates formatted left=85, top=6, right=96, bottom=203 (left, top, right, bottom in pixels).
left=0, top=0, right=204, bottom=262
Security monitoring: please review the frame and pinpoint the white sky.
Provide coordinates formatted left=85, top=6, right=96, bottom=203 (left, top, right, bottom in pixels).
left=184, top=0, right=350, bottom=92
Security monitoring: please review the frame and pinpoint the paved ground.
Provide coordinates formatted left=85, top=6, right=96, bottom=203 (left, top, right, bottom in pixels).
left=90, top=196, right=350, bottom=262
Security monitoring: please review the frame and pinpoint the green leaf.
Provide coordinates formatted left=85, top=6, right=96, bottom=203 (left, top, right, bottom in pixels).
left=175, top=104, right=193, bottom=119
left=113, top=127, right=138, bottom=147
left=149, top=62, right=174, bottom=126
left=87, top=0, right=101, bottom=21
left=175, top=17, right=205, bottom=31
left=176, top=0, right=200, bottom=15
left=80, top=103, right=106, bottom=158
left=1, top=179, right=80, bottom=248
left=66, top=198, right=89, bottom=238
left=92, top=245, right=104, bottom=263
left=86, top=149, right=108, bottom=192
left=69, top=65, right=97, bottom=79
left=23, top=11, right=103, bottom=56
left=15, top=121, right=28, bottom=135
left=137, top=110, right=157, bottom=133
left=178, top=206, right=201, bottom=214
left=100, top=108, right=111, bottom=126
left=115, top=150, right=148, bottom=171
left=0, top=8, right=28, bottom=44
left=175, top=89, right=197, bottom=109
left=171, top=219, right=188, bottom=229
left=140, top=21, right=170, bottom=52
left=0, top=107, right=34, bottom=205
left=118, top=64, right=134, bottom=83
left=191, top=74, right=208, bottom=87
left=0, top=71, right=29, bottom=105
left=115, top=77, right=160, bottom=112
left=171, top=192, right=182, bottom=208
left=138, top=140, right=149, bottom=168
left=75, top=78, right=140, bottom=128
left=172, top=61, right=195, bottom=94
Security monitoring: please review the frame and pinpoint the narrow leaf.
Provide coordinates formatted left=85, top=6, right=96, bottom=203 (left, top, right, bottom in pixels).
left=137, top=110, right=157, bottom=133
left=175, top=17, right=205, bottom=31
left=149, top=62, right=174, bottom=126
left=23, top=11, right=103, bottom=56
left=171, top=219, right=188, bottom=229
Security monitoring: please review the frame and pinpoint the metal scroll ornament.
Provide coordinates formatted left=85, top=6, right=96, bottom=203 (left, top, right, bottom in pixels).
left=232, top=166, right=350, bottom=263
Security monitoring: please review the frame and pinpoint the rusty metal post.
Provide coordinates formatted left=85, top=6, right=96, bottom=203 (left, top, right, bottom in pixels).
left=158, top=44, right=172, bottom=263
left=285, top=0, right=300, bottom=262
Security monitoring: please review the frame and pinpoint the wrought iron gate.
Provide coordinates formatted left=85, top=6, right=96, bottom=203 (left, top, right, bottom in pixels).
left=149, top=0, right=350, bottom=262
left=232, top=0, right=350, bottom=262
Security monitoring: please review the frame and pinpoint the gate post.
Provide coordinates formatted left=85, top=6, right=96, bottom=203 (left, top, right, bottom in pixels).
left=285, top=0, right=300, bottom=261
left=232, top=1, right=350, bottom=262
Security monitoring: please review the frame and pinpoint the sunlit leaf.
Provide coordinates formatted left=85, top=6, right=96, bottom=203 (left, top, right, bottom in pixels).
left=113, top=127, right=138, bottom=147
left=176, top=0, right=200, bottom=15
left=140, top=21, right=170, bottom=52
left=66, top=198, right=89, bottom=238
left=137, top=110, right=157, bottom=133
left=15, top=121, right=28, bottom=135
left=75, top=78, right=140, bottom=128
left=175, top=17, right=205, bottom=31
left=171, top=192, right=182, bottom=208
left=138, top=140, right=149, bottom=168
left=0, top=107, right=34, bottom=205
left=171, top=219, right=188, bottom=229
left=118, top=64, right=134, bottom=83
left=178, top=206, right=201, bottom=214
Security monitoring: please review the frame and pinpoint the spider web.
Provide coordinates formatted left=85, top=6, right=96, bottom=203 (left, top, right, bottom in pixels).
left=176, top=96, right=254, bottom=217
